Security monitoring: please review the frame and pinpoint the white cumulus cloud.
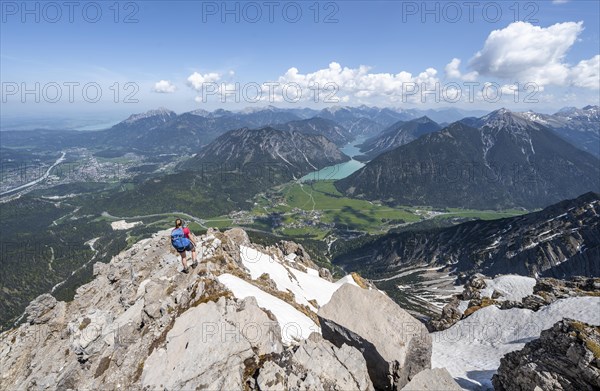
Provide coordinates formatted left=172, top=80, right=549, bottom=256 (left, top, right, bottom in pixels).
left=153, top=80, right=176, bottom=93
left=444, top=58, right=479, bottom=81
left=187, top=72, right=221, bottom=91
left=469, top=21, right=598, bottom=89
left=569, top=55, right=600, bottom=89
left=275, top=62, right=440, bottom=104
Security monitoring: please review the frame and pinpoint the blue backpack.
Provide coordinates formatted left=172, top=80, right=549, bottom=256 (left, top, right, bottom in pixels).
left=171, top=228, right=191, bottom=252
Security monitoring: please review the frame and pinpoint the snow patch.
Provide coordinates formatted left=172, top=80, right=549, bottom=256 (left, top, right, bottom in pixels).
left=110, top=220, right=141, bottom=230
left=480, top=275, right=536, bottom=302
left=217, top=273, right=318, bottom=343
left=239, top=245, right=354, bottom=310
left=433, top=296, right=600, bottom=390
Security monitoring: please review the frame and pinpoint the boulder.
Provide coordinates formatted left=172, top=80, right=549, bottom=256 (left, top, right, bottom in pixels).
left=224, top=227, right=251, bottom=247
left=68, top=310, right=113, bottom=362
left=256, top=361, right=287, bottom=391
left=493, top=319, right=600, bottom=391
left=277, top=240, right=315, bottom=267
left=318, top=267, right=334, bottom=282
left=225, top=296, right=283, bottom=356
left=461, top=273, right=487, bottom=300
left=142, top=280, right=168, bottom=320
left=141, top=297, right=281, bottom=390
left=257, top=332, right=374, bottom=391
left=521, top=294, right=547, bottom=311
left=428, top=297, right=462, bottom=331
left=400, top=368, right=462, bottom=391
left=499, top=276, right=600, bottom=312
left=25, top=294, right=58, bottom=324
left=215, top=228, right=249, bottom=266
left=318, top=284, right=432, bottom=390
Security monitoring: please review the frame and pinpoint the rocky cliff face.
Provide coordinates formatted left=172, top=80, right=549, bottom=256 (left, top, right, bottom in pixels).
left=0, top=228, right=445, bottom=391
left=335, top=192, right=600, bottom=281
left=493, top=319, right=600, bottom=391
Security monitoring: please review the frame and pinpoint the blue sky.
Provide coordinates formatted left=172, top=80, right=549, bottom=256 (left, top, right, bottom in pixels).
left=1, top=0, right=599, bottom=123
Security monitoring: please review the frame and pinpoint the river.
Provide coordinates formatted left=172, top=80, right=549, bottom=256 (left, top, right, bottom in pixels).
left=0, top=151, right=67, bottom=197
left=300, top=137, right=368, bottom=182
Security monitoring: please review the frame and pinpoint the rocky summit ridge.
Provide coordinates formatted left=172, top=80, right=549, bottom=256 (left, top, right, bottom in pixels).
left=0, top=228, right=456, bottom=391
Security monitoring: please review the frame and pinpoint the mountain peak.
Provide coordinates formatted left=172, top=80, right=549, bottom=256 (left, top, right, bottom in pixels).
left=183, top=125, right=350, bottom=178
left=2, top=227, right=408, bottom=390
left=124, top=107, right=176, bottom=124
left=414, top=115, right=435, bottom=123
left=188, top=108, right=210, bottom=117
left=239, top=105, right=281, bottom=114
left=557, top=106, right=578, bottom=114
left=489, top=107, right=512, bottom=116
left=322, top=105, right=345, bottom=114
left=209, top=108, right=234, bottom=118
left=480, top=107, right=536, bottom=131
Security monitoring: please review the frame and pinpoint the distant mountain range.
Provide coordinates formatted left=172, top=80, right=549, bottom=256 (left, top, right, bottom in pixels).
left=180, top=127, right=350, bottom=181
left=94, top=107, right=304, bottom=152
left=357, top=116, right=442, bottom=160
left=272, top=117, right=352, bottom=146
left=1, top=105, right=596, bottom=161
left=335, top=109, right=600, bottom=210
left=519, top=105, right=599, bottom=157
left=334, top=192, right=600, bottom=280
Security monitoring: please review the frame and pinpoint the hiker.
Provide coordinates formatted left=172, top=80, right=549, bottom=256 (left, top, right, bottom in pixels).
left=171, top=218, right=198, bottom=273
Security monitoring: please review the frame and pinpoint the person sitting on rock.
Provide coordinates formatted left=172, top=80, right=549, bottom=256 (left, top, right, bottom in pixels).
left=171, top=218, right=198, bottom=273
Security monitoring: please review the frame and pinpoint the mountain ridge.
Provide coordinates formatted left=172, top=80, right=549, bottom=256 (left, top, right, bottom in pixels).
left=335, top=109, right=600, bottom=209
left=180, top=126, right=350, bottom=180
left=334, top=191, right=600, bottom=280
left=358, top=116, right=442, bottom=160
left=0, top=227, right=442, bottom=390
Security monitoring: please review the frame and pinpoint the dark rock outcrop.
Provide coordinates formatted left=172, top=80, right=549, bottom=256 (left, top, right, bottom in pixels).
left=428, top=297, right=462, bottom=332
left=501, top=276, right=600, bottom=311
left=493, top=319, right=600, bottom=391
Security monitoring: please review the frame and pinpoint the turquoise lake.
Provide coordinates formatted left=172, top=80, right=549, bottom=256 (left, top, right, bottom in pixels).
left=300, top=137, right=368, bottom=182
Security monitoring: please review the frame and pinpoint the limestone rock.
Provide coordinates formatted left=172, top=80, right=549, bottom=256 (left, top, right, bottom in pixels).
left=461, top=273, right=487, bottom=300
left=225, top=296, right=283, bottom=356
left=500, top=276, right=600, bottom=311
left=492, top=319, right=600, bottom=391
left=318, top=267, right=334, bottom=282
left=400, top=368, right=462, bottom=391
left=0, top=228, right=429, bottom=391
left=318, top=284, right=432, bottom=390
left=142, top=297, right=280, bottom=390
left=224, top=227, right=250, bottom=247
left=256, top=361, right=287, bottom=391
left=277, top=240, right=316, bottom=268
left=428, top=297, right=462, bottom=332
left=257, top=332, right=374, bottom=391
left=68, top=309, right=113, bottom=362
left=25, top=294, right=58, bottom=325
